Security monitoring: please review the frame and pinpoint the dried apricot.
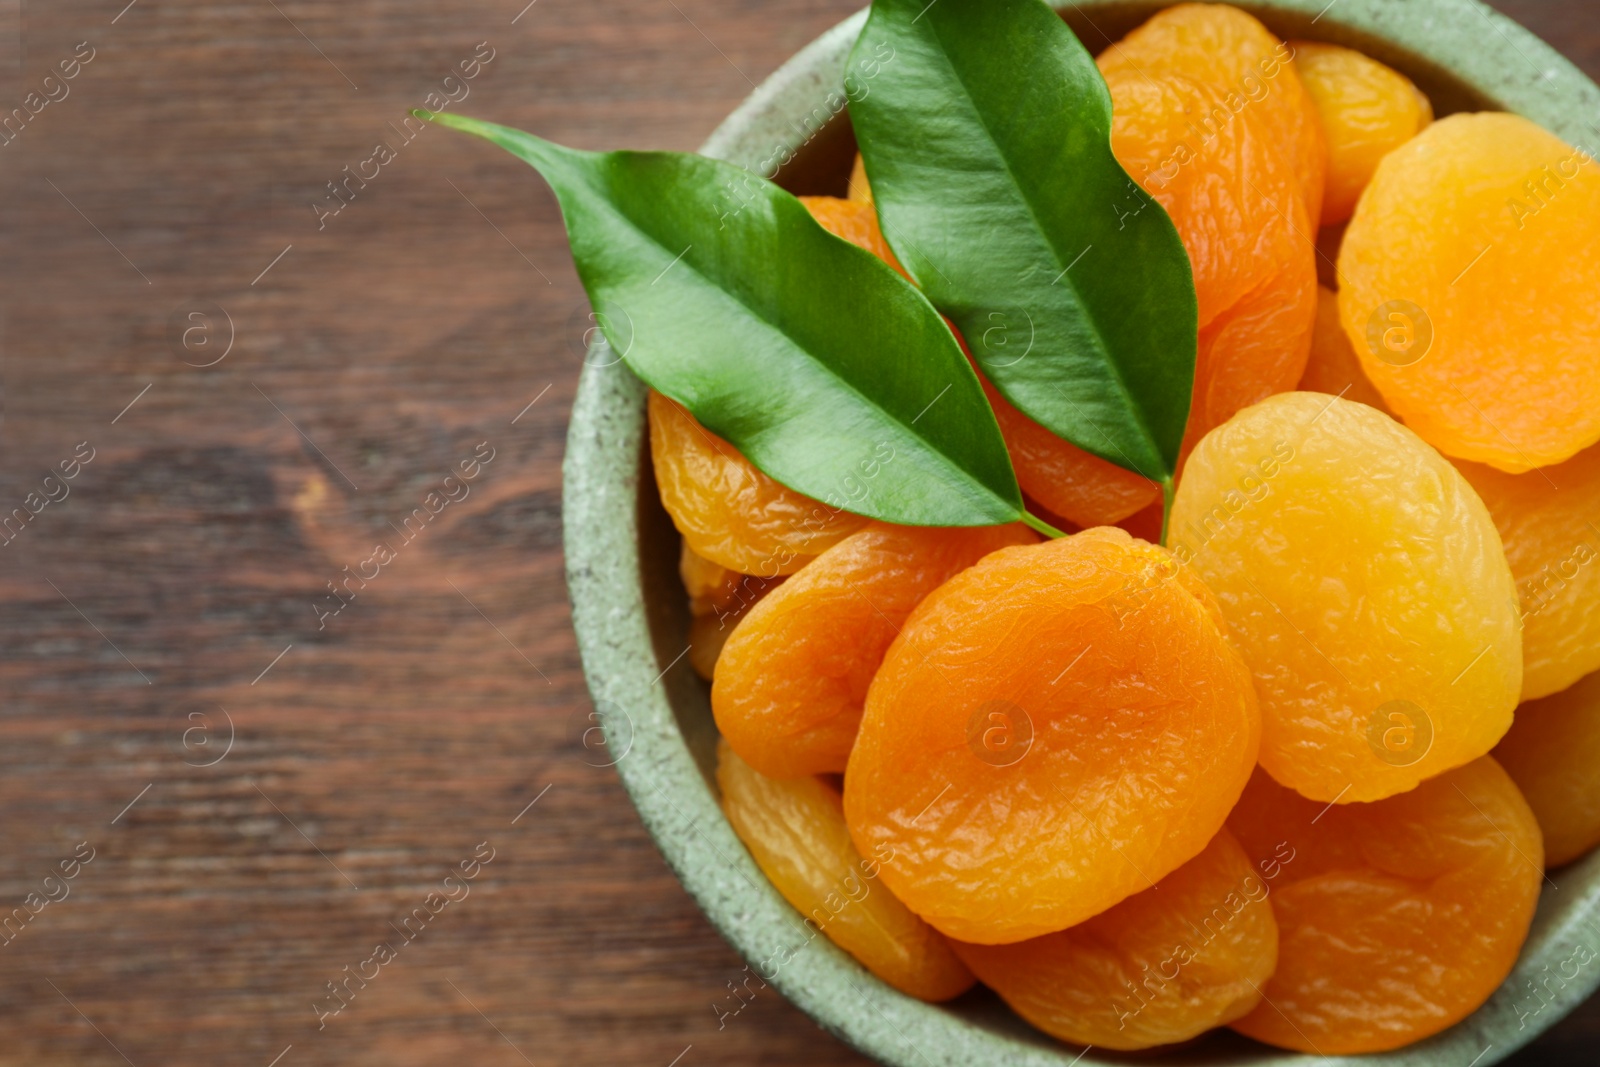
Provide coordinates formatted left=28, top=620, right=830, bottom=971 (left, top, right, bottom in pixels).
left=844, top=527, right=1260, bottom=944
left=717, top=740, right=975, bottom=1000
left=1191, top=253, right=1318, bottom=450
left=681, top=543, right=780, bottom=680
left=1099, top=69, right=1315, bottom=443
left=847, top=152, right=872, bottom=205
left=1297, top=285, right=1390, bottom=414
left=1291, top=40, right=1433, bottom=226
left=1170, top=392, right=1521, bottom=802
left=951, top=829, right=1277, bottom=1050
left=649, top=390, right=866, bottom=575
left=1338, top=113, right=1600, bottom=471
left=1227, top=758, right=1543, bottom=1053
left=974, top=363, right=1159, bottom=527
left=1496, top=668, right=1600, bottom=866
left=714, top=520, right=1033, bottom=778
left=1098, top=3, right=1326, bottom=223
left=1456, top=443, right=1600, bottom=699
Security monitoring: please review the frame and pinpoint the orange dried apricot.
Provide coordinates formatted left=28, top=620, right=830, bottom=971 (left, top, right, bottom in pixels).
left=714, top=521, right=1033, bottom=778
left=1291, top=40, right=1433, bottom=226
left=798, top=194, right=905, bottom=277
left=1297, top=285, right=1390, bottom=413
left=1227, top=758, right=1543, bottom=1053
left=1171, top=392, right=1521, bottom=802
left=844, top=527, right=1260, bottom=945
left=950, top=829, right=1277, bottom=1050
left=974, top=363, right=1159, bottom=527
left=1098, top=3, right=1326, bottom=223
left=680, top=543, right=780, bottom=680
left=1496, top=668, right=1600, bottom=866
left=1338, top=113, right=1600, bottom=471
left=951, top=323, right=1158, bottom=529
left=1099, top=69, right=1315, bottom=443
left=1456, top=443, right=1600, bottom=699
left=1191, top=252, right=1318, bottom=451
left=847, top=152, right=872, bottom=205
left=1115, top=499, right=1165, bottom=544
left=648, top=390, right=866, bottom=575
left=717, top=740, right=976, bottom=1001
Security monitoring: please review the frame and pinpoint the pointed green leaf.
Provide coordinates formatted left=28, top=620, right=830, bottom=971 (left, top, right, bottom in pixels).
left=849, top=0, right=1198, bottom=489
left=425, top=112, right=1035, bottom=530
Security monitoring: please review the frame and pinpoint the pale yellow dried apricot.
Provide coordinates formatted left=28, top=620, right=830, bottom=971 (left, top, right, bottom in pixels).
left=717, top=741, right=975, bottom=1001
left=1456, top=443, right=1600, bottom=699
left=1496, top=668, right=1600, bottom=866
left=680, top=542, right=780, bottom=680
left=1291, top=40, right=1433, bottom=225
left=1171, top=392, right=1521, bottom=802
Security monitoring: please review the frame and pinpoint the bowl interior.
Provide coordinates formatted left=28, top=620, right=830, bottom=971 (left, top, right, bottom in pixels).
left=568, top=2, right=1600, bottom=1064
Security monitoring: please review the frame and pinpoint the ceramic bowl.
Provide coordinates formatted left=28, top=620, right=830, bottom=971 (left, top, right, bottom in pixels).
left=563, top=2, right=1600, bottom=1062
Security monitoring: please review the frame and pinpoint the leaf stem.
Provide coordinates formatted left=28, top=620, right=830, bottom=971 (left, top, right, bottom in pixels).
left=1159, top=477, right=1176, bottom=547
left=1022, top=510, right=1068, bottom=540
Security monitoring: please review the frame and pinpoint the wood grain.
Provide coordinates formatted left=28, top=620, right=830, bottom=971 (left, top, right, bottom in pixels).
left=0, top=1, right=1595, bottom=1064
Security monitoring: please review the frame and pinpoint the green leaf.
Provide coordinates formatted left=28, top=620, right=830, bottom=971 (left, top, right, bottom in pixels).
left=422, top=111, right=1047, bottom=532
left=849, top=0, right=1198, bottom=496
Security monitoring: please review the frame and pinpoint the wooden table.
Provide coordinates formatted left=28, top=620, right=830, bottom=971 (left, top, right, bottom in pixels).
left=1, top=1, right=1595, bottom=1063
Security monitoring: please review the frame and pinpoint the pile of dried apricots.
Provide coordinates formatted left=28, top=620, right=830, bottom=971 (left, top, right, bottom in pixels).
left=653, top=3, right=1600, bottom=1054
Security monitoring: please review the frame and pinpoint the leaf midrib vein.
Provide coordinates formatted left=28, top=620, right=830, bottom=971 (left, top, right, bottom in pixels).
left=616, top=193, right=1015, bottom=516
left=919, top=12, right=1164, bottom=469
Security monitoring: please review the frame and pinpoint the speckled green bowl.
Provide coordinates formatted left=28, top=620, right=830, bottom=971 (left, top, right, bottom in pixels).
left=563, top=2, right=1600, bottom=1062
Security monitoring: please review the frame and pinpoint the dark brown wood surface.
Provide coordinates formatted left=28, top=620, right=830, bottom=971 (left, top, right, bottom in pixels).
left=0, top=1, right=1595, bottom=1064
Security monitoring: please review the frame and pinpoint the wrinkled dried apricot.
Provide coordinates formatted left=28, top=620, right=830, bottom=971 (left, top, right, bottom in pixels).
left=714, top=520, right=1033, bottom=778
left=1496, top=668, right=1600, bottom=866
left=974, top=363, right=1159, bottom=527
left=1339, top=113, right=1600, bottom=471
left=951, top=828, right=1277, bottom=1050
left=1099, top=69, right=1315, bottom=443
left=1171, top=392, right=1521, bottom=802
left=681, top=543, right=780, bottom=680
left=1098, top=3, right=1326, bottom=223
left=1191, top=254, right=1318, bottom=451
left=1291, top=40, right=1433, bottom=226
left=844, top=527, right=1260, bottom=945
left=1456, top=443, right=1600, bottom=699
left=952, top=323, right=1158, bottom=528
left=1297, top=285, right=1390, bottom=413
left=717, top=741, right=976, bottom=1001
left=799, top=195, right=905, bottom=277
left=649, top=391, right=866, bottom=575
left=1227, top=758, right=1543, bottom=1053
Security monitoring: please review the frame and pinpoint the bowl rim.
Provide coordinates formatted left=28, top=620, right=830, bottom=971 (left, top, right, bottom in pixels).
left=563, top=2, right=1600, bottom=1064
